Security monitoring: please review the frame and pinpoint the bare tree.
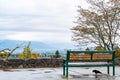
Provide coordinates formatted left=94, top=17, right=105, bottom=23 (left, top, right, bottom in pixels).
left=72, top=0, right=120, bottom=50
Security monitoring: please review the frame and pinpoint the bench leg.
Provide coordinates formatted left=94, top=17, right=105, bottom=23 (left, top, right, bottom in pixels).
left=113, top=65, right=115, bottom=76
left=66, top=66, right=68, bottom=78
left=63, top=65, right=65, bottom=76
left=63, top=60, right=66, bottom=76
left=107, top=65, right=110, bottom=74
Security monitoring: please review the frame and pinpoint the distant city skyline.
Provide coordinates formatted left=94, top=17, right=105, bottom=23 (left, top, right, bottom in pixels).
left=0, top=0, right=88, bottom=43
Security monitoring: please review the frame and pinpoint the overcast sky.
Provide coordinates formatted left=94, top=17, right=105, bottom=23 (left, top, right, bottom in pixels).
left=0, top=0, right=88, bottom=43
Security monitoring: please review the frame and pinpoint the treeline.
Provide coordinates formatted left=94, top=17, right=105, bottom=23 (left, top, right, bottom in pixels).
left=86, top=45, right=120, bottom=58
left=0, top=42, right=62, bottom=60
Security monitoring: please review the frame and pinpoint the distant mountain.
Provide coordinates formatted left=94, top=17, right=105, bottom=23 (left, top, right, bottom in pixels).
left=0, top=40, right=76, bottom=54
left=0, top=40, right=53, bottom=49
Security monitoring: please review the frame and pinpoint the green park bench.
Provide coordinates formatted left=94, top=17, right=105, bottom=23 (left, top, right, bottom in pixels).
left=63, top=50, right=116, bottom=78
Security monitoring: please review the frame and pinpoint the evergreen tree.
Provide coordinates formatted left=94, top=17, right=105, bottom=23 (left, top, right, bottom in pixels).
left=55, top=50, right=61, bottom=58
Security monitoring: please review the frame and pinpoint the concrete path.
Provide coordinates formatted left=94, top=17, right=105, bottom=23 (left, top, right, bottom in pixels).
left=0, top=67, right=120, bottom=80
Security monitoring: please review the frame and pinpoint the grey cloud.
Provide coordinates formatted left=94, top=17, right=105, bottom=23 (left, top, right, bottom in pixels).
left=0, top=14, right=72, bottom=32
left=0, top=0, right=78, bottom=42
left=0, top=28, right=68, bottom=33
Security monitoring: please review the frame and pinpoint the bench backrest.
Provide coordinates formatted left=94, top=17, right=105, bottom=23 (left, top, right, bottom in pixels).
left=66, top=50, right=116, bottom=61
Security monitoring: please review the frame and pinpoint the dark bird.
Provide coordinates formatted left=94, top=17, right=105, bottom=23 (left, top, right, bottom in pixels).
left=92, top=70, right=102, bottom=78
left=92, top=70, right=102, bottom=74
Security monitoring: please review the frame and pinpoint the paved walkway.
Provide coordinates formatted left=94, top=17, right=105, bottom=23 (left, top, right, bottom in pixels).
left=0, top=67, right=120, bottom=80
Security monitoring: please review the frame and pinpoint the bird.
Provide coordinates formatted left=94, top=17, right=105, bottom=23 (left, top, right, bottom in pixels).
left=92, top=70, right=102, bottom=78
left=92, top=70, right=102, bottom=74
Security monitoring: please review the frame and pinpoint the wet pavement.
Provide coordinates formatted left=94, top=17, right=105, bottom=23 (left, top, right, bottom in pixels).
left=0, top=67, right=120, bottom=80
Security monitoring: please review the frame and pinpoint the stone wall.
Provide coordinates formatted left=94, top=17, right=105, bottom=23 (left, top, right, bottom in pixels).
left=0, top=58, right=63, bottom=68
left=0, top=58, right=120, bottom=69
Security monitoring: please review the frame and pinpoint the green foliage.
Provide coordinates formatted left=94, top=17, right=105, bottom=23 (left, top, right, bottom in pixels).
left=54, top=50, right=61, bottom=58
left=19, top=42, right=42, bottom=59
left=95, top=45, right=104, bottom=50
left=18, top=52, right=41, bottom=59
left=31, top=53, right=41, bottom=59
left=22, top=42, right=32, bottom=59
left=0, top=47, right=19, bottom=59
left=62, top=75, right=67, bottom=78
left=0, top=52, right=8, bottom=59
left=115, top=48, right=120, bottom=58
left=86, top=47, right=90, bottom=51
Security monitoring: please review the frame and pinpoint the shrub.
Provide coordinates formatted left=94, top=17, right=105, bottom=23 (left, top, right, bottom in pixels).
left=115, top=48, right=120, bottom=58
